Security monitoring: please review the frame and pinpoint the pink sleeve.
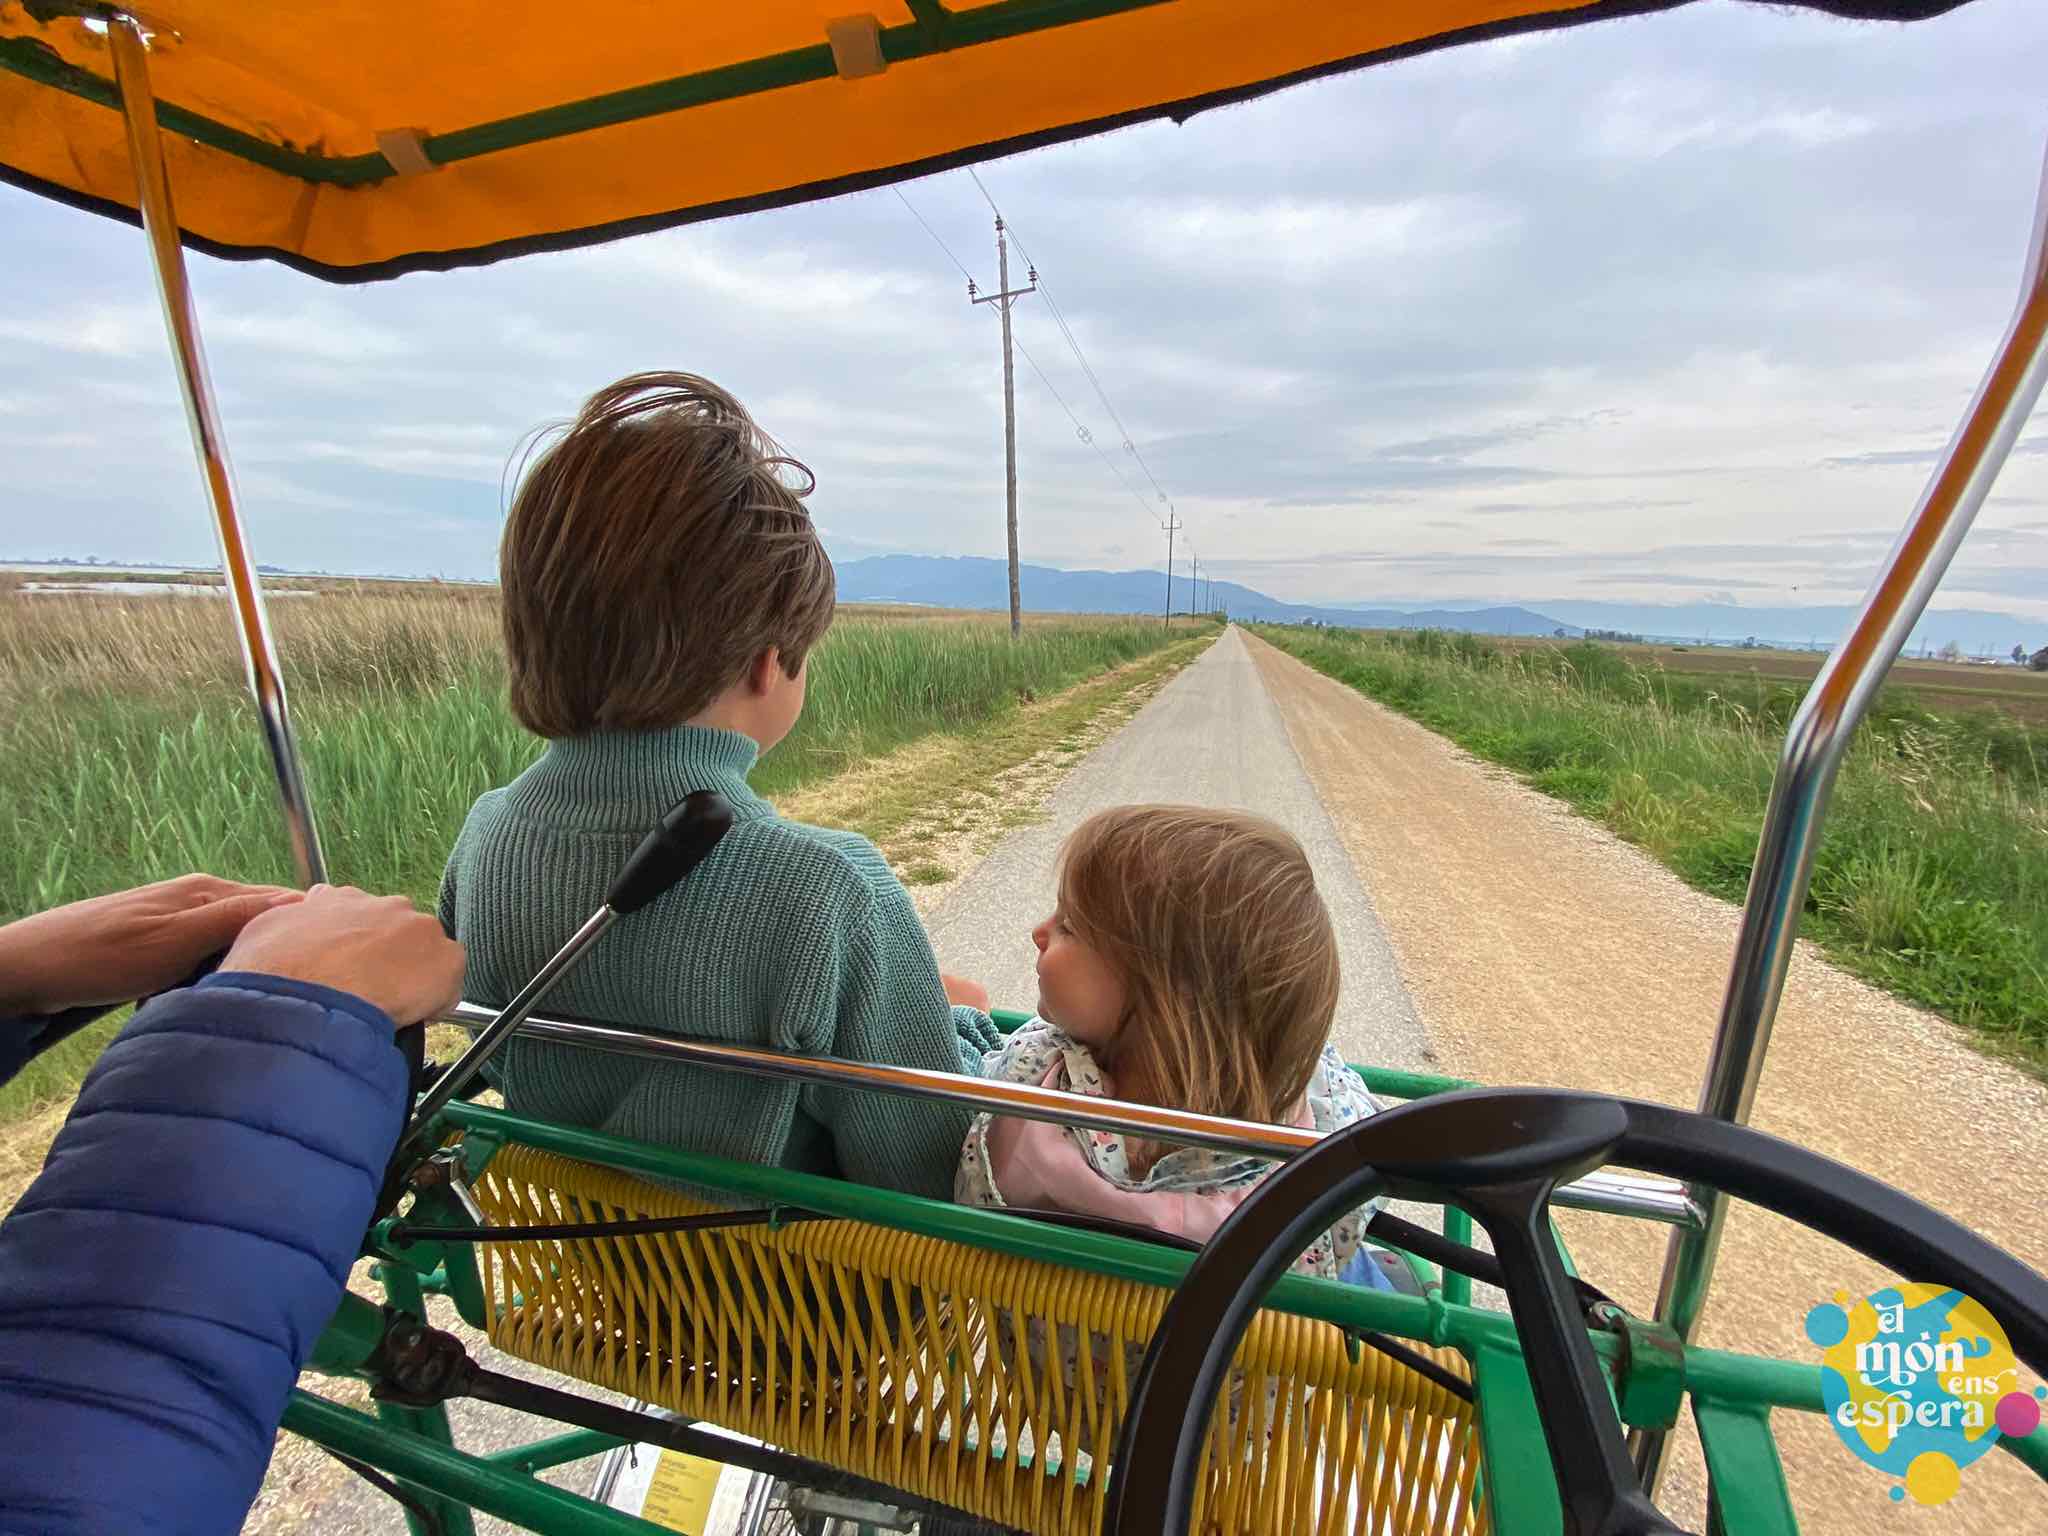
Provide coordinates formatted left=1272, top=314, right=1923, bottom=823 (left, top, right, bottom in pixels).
left=982, top=1065, right=1286, bottom=1244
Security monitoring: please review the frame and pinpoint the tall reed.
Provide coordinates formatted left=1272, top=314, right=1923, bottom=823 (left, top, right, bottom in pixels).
left=1, top=591, right=1186, bottom=916
left=0, top=590, right=1194, bottom=1115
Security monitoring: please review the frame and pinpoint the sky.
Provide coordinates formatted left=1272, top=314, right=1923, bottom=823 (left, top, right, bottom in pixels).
left=3, top=0, right=2046, bottom=620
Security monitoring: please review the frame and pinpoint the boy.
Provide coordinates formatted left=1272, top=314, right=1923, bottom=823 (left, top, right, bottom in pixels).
left=440, top=372, right=1000, bottom=1200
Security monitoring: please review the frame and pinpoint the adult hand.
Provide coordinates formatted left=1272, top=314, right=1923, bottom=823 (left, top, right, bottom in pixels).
left=221, top=884, right=465, bottom=1028
left=0, top=873, right=302, bottom=1016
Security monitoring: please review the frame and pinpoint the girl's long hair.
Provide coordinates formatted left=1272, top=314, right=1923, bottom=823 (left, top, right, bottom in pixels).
left=1056, top=806, right=1341, bottom=1135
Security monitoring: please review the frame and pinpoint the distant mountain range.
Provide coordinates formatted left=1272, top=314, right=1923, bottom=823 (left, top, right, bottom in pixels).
left=1321, top=597, right=2044, bottom=655
left=836, top=555, right=2045, bottom=654
left=834, top=555, right=1572, bottom=636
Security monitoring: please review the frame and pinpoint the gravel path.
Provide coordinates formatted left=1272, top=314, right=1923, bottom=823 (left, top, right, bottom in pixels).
left=1244, top=629, right=2048, bottom=1534
left=924, top=626, right=1428, bottom=1072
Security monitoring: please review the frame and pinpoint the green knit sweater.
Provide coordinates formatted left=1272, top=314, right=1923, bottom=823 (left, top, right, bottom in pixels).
left=438, top=725, right=1002, bottom=1200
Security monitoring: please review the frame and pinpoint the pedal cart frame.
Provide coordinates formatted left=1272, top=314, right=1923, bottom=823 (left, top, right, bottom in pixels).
left=3, top=3, right=2046, bottom=1533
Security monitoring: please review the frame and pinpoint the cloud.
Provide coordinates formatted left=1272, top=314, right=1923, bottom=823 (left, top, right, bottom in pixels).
left=1825, top=436, right=2048, bottom=469
left=1590, top=91, right=1876, bottom=161
left=211, top=307, right=416, bottom=365
left=1822, top=447, right=1945, bottom=468
left=1935, top=565, right=2048, bottom=600
left=1153, top=194, right=1519, bottom=280
left=1468, top=498, right=1696, bottom=516
left=0, top=306, right=159, bottom=358
left=1, top=0, right=2043, bottom=626
left=1370, top=425, right=1554, bottom=462
left=1585, top=573, right=1776, bottom=590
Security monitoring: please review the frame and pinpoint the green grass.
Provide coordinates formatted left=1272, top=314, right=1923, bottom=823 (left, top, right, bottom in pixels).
left=0, top=592, right=1194, bottom=1120
left=757, top=616, right=1186, bottom=796
left=1256, top=625, right=2048, bottom=1067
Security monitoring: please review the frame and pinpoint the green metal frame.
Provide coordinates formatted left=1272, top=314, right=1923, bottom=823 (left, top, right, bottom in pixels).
left=289, top=1057, right=2048, bottom=1535
left=282, top=1392, right=661, bottom=1536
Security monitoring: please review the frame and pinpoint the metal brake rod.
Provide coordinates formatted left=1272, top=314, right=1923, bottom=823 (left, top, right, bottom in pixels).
left=108, top=16, right=326, bottom=886
left=439, top=1002, right=1703, bottom=1228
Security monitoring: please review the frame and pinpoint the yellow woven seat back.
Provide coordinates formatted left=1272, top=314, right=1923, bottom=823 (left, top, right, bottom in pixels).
left=473, top=1145, right=1484, bottom=1536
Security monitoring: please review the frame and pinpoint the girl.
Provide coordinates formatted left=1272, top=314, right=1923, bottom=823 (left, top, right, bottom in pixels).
left=956, top=804, right=1389, bottom=1288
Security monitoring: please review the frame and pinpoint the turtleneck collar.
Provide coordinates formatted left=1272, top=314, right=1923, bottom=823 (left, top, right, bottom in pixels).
left=503, top=724, right=773, bottom=831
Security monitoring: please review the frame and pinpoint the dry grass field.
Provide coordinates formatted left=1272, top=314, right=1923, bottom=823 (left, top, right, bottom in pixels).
left=0, top=579, right=1201, bottom=1119
left=1484, top=633, right=2048, bottom=723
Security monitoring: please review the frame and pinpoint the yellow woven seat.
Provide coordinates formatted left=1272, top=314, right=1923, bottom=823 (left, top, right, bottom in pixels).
left=473, top=1145, right=1483, bottom=1536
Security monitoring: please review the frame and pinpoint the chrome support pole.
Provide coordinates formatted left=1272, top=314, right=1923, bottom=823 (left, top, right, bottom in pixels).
left=108, top=16, right=327, bottom=886
left=1634, top=142, right=2048, bottom=1491
left=440, top=1003, right=1706, bottom=1227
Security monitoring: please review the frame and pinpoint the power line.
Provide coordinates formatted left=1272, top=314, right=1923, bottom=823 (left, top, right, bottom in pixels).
left=967, top=215, right=1037, bottom=639
left=1011, top=334, right=1164, bottom=529
left=900, top=189, right=1158, bottom=533
left=896, top=175, right=1184, bottom=561
left=1026, top=259, right=1170, bottom=500
left=893, top=186, right=978, bottom=285
left=966, top=167, right=1003, bottom=219
left=970, top=170, right=1176, bottom=510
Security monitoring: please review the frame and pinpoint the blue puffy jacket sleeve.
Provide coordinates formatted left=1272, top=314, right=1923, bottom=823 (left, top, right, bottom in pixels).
left=0, top=1002, right=114, bottom=1088
left=0, top=973, right=407, bottom=1536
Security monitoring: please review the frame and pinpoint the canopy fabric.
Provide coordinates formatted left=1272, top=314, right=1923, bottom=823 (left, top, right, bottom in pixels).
left=0, top=0, right=1973, bottom=283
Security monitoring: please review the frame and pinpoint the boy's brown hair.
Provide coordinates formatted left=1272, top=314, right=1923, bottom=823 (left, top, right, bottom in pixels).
left=500, top=372, right=836, bottom=738
left=1055, top=806, right=1341, bottom=1145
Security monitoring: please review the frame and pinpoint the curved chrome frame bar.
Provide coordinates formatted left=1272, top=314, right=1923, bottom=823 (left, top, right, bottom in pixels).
left=101, top=0, right=2045, bottom=1495
left=446, top=1002, right=1705, bottom=1228
left=1635, top=142, right=2048, bottom=1490
left=108, top=16, right=326, bottom=886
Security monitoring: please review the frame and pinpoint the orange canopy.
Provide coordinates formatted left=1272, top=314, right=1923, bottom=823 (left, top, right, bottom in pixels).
left=0, top=1, right=1972, bottom=282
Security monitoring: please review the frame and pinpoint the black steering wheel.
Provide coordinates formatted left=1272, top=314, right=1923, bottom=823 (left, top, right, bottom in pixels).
left=1101, top=1088, right=2048, bottom=1536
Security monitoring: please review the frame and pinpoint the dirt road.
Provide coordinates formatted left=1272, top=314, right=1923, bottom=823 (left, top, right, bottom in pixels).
left=1245, top=629, right=2048, bottom=1533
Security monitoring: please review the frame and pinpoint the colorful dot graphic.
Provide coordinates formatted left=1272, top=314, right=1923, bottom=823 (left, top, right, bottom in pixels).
left=1804, top=1302, right=1849, bottom=1349
left=1905, top=1453, right=1961, bottom=1507
left=1995, top=1389, right=2043, bottom=1439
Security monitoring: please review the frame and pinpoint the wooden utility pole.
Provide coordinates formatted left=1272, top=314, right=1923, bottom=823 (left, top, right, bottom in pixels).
left=969, top=217, right=1036, bottom=637
left=1162, top=511, right=1182, bottom=627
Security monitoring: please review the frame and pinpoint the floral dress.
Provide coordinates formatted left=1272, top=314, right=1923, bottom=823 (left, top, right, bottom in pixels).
left=954, top=1018, right=1383, bottom=1276
left=953, top=1020, right=1386, bottom=1454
